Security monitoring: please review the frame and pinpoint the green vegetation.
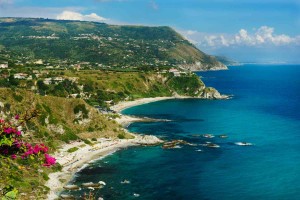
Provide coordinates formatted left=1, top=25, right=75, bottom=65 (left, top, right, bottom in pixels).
left=167, top=74, right=204, bottom=96
left=0, top=17, right=222, bottom=199
left=0, top=17, right=223, bottom=70
left=0, top=88, right=131, bottom=199
left=0, top=67, right=207, bottom=108
left=67, top=147, right=79, bottom=153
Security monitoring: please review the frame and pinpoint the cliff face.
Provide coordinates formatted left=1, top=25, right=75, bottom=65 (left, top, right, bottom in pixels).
left=179, top=61, right=228, bottom=71
left=198, top=87, right=229, bottom=99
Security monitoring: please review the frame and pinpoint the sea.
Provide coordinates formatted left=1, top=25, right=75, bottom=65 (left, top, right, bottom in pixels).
left=63, top=64, right=300, bottom=200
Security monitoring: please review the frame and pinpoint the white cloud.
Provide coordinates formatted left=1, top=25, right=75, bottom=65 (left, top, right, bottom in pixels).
left=85, top=13, right=107, bottom=21
left=56, top=11, right=107, bottom=22
left=186, top=30, right=197, bottom=35
left=181, top=26, right=299, bottom=48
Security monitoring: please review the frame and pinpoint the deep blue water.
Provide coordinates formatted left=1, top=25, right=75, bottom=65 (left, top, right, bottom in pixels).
left=65, top=65, right=300, bottom=200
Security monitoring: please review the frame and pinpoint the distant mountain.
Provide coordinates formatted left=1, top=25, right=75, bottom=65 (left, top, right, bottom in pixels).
left=215, top=56, right=241, bottom=66
left=0, top=17, right=226, bottom=71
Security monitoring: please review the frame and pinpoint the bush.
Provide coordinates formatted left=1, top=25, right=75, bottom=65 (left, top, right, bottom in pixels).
left=12, top=93, right=23, bottom=102
left=117, top=133, right=125, bottom=139
left=60, top=131, right=78, bottom=143
left=73, top=104, right=89, bottom=119
left=67, top=147, right=79, bottom=153
left=88, top=127, right=95, bottom=132
left=82, top=139, right=92, bottom=145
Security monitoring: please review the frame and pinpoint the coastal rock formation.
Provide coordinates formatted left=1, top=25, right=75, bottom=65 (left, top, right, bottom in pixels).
left=47, top=124, right=65, bottom=134
left=198, top=87, right=229, bottom=99
left=134, top=135, right=163, bottom=145
left=179, top=60, right=228, bottom=71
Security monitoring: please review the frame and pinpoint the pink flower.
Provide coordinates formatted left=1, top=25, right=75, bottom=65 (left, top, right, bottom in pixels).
left=15, top=115, right=20, bottom=120
left=11, top=154, right=17, bottom=159
left=13, top=140, right=22, bottom=148
left=4, top=127, right=13, bottom=134
left=33, top=144, right=40, bottom=154
left=23, top=148, right=34, bottom=157
left=16, top=131, right=21, bottom=136
left=43, top=154, right=56, bottom=167
left=0, top=119, right=4, bottom=123
left=39, top=144, right=49, bottom=153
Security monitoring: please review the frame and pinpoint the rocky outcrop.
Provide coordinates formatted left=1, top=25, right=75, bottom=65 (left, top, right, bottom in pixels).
left=47, top=124, right=65, bottom=134
left=133, top=135, right=163, bottom=145
left=198, top=87, right=230, bottom=99
left=179, top=60, right=228, bottom=71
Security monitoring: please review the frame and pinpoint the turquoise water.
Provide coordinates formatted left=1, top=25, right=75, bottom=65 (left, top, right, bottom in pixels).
left=66, top=65, right=300, bottom=199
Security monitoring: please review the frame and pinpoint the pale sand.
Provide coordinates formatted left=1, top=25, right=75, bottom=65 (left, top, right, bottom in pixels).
left=110, top=96, right=177, bottom=113
left=46, top=135, right=162, bottom=200
left=46, top=96, right=179, bottom=199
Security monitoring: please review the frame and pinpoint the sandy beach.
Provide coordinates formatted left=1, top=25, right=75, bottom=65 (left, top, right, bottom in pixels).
left=46, top=96, right=198, bottom=199
left=46, top=97, right=172, bottom=199
left=46, top=134, right=163, bottom=200
left=110, top=96, right=177, bottom=113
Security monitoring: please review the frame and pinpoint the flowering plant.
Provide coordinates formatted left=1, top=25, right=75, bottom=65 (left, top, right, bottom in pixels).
left=0, top=112, right=56, bottom=167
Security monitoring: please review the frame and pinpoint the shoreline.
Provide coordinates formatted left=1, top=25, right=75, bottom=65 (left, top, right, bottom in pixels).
left=110, top=96, right=178, bottom=113
left=111, top=95, right=230, bottom=126
left=46, top=95, right=229, bottom=199
left=46, top=97, right=176, bottom=199
left=46, top=134, right=163, bottom=200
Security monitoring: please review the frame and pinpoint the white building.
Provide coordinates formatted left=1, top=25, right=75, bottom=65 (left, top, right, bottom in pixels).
left=0, top=62, right=8, bottom=69
left=169, top=68, right=181, bottom=77
left=43, top=77, right=64, bottom=85
left=34, top=59, right=43, bottom=65
left=14, top=73, right=28, bottom=79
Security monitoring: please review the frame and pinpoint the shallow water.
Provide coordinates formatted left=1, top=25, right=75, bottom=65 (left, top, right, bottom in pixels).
left=65, top=64, right=300, bottom=200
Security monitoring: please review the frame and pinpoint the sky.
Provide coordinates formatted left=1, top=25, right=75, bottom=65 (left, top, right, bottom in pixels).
left=0, top=0, right=300, bottom=63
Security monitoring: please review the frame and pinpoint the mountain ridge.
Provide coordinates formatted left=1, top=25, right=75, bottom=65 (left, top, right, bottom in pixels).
left=0, top=17, right=227, bottom=71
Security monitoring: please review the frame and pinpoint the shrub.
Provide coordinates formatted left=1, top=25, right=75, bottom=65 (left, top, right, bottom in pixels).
left=12, top=93, right=23, bottom=102
left=82, top=139, right=92, bottom=145
left=73, top=104, right=89, bottom=119
left=117, top=133, right=125, bottom=139
left=60, top=131, right=78, bottom=143
left=88, top=127, right=95, bottom=132
left=67, top=147, right=79, bottom=153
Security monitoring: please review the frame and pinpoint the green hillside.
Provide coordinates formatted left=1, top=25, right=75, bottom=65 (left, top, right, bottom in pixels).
left=0, top=17, right=226, bottom=70
left=0, top=87, right=130, bottom=198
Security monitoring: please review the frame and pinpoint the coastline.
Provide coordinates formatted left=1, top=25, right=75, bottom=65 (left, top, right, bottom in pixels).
left=110, top=96, right=178, bottom=113
left=46, top=97, right=175, bottom=199
left=46, top=134, right=163, bottom=200
left=46, top=96, right=178, bottom=199
left=46, top=95, right=228, bottom=199
left=111, top=95, right=230, bottom=125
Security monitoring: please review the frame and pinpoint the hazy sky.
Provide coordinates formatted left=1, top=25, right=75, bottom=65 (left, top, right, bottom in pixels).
left=0, top=0, right=299, bottom=63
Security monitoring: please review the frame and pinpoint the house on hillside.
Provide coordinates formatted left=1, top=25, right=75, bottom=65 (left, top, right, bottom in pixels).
left=73, top=64, right=81, bottom=71
left=34, top=59, right=43, bottom=65
left=0, top=62, right=8, bottom=69
left=67, top=77, right=79, bottom=83
left=43, top=78, right=52, bottom=85
left=43, top=77, right=64, bottom=85
left=169, top=68, right=181, bottom=77
left=14, top=73, right=28, bottom=79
